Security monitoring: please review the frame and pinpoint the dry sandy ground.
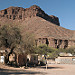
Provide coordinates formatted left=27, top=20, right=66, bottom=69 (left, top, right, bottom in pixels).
left=0, top=63, right=75, bottom=75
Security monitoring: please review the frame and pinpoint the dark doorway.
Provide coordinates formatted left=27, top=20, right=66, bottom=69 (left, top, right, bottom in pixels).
left=64, top=40, right=68, bottom=49
left=46, top=38, right=49, bottom=46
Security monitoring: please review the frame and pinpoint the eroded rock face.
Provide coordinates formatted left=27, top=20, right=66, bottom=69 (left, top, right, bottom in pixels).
left=0, top=6, right=25, bottom=20
left=0, top=5, right=60, bottom=26
left=50, top=15, right=60, bottom=26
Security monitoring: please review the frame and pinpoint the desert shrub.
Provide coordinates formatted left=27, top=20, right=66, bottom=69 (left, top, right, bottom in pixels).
left=34, top=44, right=55, bottom=55
left=34, top=44, right=59, bottom=58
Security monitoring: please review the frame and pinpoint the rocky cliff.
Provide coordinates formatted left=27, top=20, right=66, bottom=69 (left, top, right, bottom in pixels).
left=0, top=5, right=60, bottom=26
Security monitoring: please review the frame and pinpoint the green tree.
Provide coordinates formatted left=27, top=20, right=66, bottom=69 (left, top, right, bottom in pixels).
left=0, top=25, right=22, bottom=51
left=21, top=32, right=35, bottom=54
left=34, top=44, right=57, bottom=55
left=65, top=47, right=75, bottom=55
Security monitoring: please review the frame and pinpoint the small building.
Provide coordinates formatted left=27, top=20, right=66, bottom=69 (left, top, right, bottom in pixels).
left=55, top=53, right=75, bottom=64
left=27, top=54, right=38, bottom=65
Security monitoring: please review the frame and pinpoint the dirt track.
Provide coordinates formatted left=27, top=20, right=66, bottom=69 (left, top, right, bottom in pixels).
left=0, top=63, right=75, bottom=75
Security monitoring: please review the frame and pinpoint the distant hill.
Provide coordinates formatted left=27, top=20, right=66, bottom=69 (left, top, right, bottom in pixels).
left=0, top=5, right=75, bottom=41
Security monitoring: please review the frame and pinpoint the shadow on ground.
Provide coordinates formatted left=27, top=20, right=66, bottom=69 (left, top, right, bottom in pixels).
left=0, top=68, right=44, bottom=75
left=37, top=66, right=64, bottom=69
left=0, top=66, right=64, bottom=75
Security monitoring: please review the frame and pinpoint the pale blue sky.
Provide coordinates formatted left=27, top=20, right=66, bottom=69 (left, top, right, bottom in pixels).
left=0, top=0, right=75, bottom=30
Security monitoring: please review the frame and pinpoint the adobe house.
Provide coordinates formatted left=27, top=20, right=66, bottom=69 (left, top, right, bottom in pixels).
left=7, top=50, right=27, bottom=66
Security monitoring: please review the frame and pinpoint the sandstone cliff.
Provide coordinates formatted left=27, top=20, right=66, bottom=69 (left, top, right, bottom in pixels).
left=0, top=5, right=60, bottom=26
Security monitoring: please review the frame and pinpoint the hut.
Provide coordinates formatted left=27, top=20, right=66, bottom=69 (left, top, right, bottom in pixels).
left=27, top=54, right=38, bottom=65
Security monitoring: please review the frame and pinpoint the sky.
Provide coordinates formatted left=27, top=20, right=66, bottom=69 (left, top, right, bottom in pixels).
left=0, top=0, right=75, bottom=30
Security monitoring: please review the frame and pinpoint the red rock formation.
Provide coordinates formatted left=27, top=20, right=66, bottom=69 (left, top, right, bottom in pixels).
left=0, top=6, right=24, bottom=20
left=0, top=5, right=60, bottom=26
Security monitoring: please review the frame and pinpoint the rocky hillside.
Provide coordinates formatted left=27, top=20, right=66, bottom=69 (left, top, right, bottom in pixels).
left=0, top=5, right=75, bottom=40
left=20, top=17, right=74, bottom=40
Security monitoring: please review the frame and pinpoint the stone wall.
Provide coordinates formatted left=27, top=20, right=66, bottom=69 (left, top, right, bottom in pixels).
left=55, top=56, right=75, bottom=64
